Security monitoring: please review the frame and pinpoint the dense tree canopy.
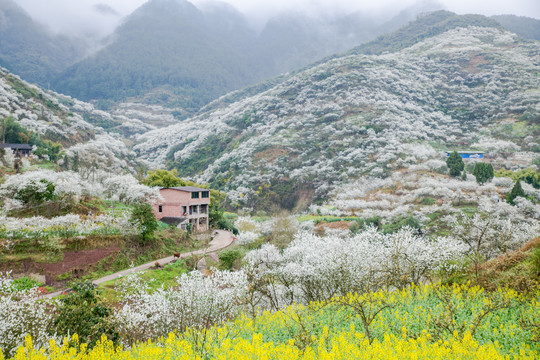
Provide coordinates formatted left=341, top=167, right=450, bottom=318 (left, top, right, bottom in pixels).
left=506, top=180, right=526, bottom=205
left=446, top=151, right=465, bottom=178
left=473, top=162, right=494, bottom=185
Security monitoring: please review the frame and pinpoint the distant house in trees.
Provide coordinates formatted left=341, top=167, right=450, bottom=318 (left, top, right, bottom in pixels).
left=445, top=151, right=484, bottom=159
left=0, top=143, right=32, bottom=157
left=152, top=186, right=210, bottom=232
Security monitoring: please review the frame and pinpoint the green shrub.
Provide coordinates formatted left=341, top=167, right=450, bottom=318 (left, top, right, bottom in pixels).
left=381, top=216, right=421, bottom=234
left=11, top=276, right=42, bottom=291
left=54, top=282, right=119, bottom=348
left=219, top=249, right=243, bottom=270
left=350, top=216, right=382, bottom=234
left=530, top=242, right=540, bottom=278
left=130, top=202, right=158, bottom=243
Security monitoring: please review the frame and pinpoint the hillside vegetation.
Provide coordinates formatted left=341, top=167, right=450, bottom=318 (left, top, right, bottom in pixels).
left=7, top=283, right=540, bottom=359
left=134, top=20, right=539, bottom=211
left=0, top=0, right=87, bottom=86
left=47, top=3, right=472, bottom=115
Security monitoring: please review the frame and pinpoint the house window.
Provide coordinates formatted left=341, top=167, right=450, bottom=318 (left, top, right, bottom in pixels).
left=191, top=192, right=200, bottom=199
left=158, top=205, right=162, bottom=213
left=202, top=191, right=209, bottom=198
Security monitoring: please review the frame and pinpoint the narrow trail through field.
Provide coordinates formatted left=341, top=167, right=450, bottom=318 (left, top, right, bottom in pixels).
left=42, top=230, right=235, bottom=299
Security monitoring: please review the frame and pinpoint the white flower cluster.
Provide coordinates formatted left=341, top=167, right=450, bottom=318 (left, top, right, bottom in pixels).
left=65, top=133, right=136, bottom=176
left=0, top=213, right=136, bottom=239
left=0, top=169, right=93, bottom=200
left=0, top=168, right=159, bottom=207
left=0, top=273, right=57, bottom=357
left=0, top=69, right=95, bottom=143
left=245, top=227, right=466, bottom=306
left=114, top=270, right=248, bottom=341
left=449, top=210, right=540, bottom=261
left=234, top=216, right=263, bottom=245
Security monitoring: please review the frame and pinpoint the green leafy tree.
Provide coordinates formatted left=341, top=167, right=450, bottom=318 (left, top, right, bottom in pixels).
left=496, top=168, right=540, bottom=189
left=16, top=179, right=56, bottom=214
left=506, top=180, right=526, bottom=205
left=53, top=282, right=119, bottom=348
left=446, top=151, right=464, bottom=178
left=130, top=202, right=159, bottom=243
left=209, top=205, right=238, bottom=234
left=142, top=169, right=184, bottom=188
left=472, top=162, right=494, bottom=185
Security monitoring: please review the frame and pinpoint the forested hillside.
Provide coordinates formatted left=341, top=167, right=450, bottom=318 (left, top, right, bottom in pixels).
left=49, top=0, right=449, bottom=115
left=492, top=14, right=540, bottom=40
left=0, top=68, right=149, bottom=173
left=0, top=0, right=86, bottom=86
left=134, top=16, right=540, bottom=211
left=3, top=0, right=540, bottom=119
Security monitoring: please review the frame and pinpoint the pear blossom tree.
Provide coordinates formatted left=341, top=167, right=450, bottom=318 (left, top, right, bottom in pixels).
left=0, top=273, right=57, bottom=358
left=114, top=270, right=248, bottom=342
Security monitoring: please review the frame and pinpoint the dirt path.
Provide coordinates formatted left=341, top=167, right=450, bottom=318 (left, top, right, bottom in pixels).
left=42, top=230, right=235, bottom=299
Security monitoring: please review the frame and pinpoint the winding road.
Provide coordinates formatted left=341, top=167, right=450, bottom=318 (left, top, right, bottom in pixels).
left=42, top=230, right=235, bottom=299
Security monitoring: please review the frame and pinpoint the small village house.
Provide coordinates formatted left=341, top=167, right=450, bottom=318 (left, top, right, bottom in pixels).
left=0, top=143, right=32, bottom=157
left=152, top=186, right=210, bottom=231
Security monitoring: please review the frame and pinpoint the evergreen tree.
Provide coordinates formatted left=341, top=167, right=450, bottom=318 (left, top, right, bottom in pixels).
left=472, top=162, right=494, bottom=184
left=487, top=163, right=494, bottom=180
left=446, top=151, right=464, bottom=177
left=72, top=153, right=79, bottom=172
left=506, top=180, right=526, bottom=205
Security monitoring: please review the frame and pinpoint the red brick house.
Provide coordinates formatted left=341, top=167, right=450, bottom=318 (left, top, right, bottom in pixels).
left=152, top=186, right=210, bottom=231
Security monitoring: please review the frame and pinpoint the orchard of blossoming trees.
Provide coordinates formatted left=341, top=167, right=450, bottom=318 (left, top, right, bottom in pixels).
left=0, top=168, right=159, bottom=243
left=1, top=218, right=539, bottom=357
left=0, top=66, right=159, bottom=176
left=132, top=26, right=539, bottom=211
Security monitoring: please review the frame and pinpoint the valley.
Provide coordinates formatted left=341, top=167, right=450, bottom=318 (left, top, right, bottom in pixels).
left=0, top=3, right=539, bottom=359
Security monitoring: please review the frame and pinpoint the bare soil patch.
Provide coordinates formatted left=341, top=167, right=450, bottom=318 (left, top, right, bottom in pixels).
left=315, top=221, right=353, bottom=236
left=41, top=247, right=121, bottom=275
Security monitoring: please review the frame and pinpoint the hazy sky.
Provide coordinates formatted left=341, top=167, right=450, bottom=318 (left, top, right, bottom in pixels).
left=13, top=0, right=540, bottom=37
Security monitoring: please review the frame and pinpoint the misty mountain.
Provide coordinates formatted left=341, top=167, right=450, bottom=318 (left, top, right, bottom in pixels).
left=0, top=0, right=86, bottom=86
left=52, top=0, right=257, bottom=116
left=491, top=15, right=540, bottom=41
left=50, top=0, right=445, bottom=116
left=133, top=13, right=539, bottom=210
left=347, top=10, right=503, bottom=56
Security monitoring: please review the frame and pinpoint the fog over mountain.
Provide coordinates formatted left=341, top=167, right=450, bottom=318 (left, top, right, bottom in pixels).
left=13, top=0, right=540, bottom=38
left=4, top=0, right=539, bottom=117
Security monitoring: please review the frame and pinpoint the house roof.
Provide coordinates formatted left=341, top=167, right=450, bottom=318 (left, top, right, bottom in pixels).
left=164, top=186, right=209, bottom=192
left=0, top=143, right=32, bottom=150
left=445, top=150, right=484, bottom=154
